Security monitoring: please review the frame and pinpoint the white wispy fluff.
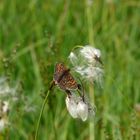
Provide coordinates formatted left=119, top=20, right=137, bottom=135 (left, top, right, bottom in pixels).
left=68, top=52, right=78, bottom=66
left=0, top=100, right=9, bottom=132
left=80, top=45, right=101, bottom=64
left=0, top=100, right=9, bottom=115
left=0, top=77, right=16, bottom=97
left=0, top=82, right=11, bottom=96
left=69, top=45, right=104, bottom=84
left=0, top=118, right=7, bottom=132
left=65, top=93, right=95, bottom=121
left=2, top=101, right=9, bottom=113
left=77, top=100, right=88, bottom=121
left=0, top=76, right=37, bottom=131
left=75, top=66, right=103, bottom=84
left=65, top=95, right=79, bottom=118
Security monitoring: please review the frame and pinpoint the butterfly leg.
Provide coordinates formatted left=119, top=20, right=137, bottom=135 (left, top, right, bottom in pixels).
left=77, top=84, right=83, bottom=96
left=65, top=90, right=72, bottom=98
left=77, top=84, right=82, bottom=90
left=77, top=84, right=85, bottom=102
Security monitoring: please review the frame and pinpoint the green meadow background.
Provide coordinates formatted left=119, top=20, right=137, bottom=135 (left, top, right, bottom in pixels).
left=0, top=0, right=140, bottom=140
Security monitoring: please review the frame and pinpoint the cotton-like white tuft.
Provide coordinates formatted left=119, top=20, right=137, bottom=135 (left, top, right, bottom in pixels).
left=77, top=100, right=88, bottom=121
left=68, top=52, right=78, bottom=66
left=0, top=118, right=8, bottom=132
left=65, top=95, right=78, bottom=118
left=2, top=101, right=9, bottom=113
left=65, top=93, right=95, bottom=121
left=80, top=45, right=101, bottom=64
left=68, top=45, right=103, bottom=84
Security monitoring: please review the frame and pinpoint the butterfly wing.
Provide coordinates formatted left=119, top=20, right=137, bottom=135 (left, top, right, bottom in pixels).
left=54, top=63, right=67, bottom=82
left=54, top=63, right=78, bottom=90
left=58, top=72, right=78, bottom=90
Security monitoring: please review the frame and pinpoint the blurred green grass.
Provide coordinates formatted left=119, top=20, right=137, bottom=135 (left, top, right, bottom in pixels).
left=0, top=0, right=140, bottom=140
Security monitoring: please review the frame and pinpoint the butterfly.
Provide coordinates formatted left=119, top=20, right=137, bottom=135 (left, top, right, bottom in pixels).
left=53, top=63, right=79, bottom=91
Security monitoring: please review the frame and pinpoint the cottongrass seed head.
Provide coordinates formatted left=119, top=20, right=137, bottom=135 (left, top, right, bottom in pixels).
left=80, top=45, right=101, bottom=65
left=0, top=100, right=9, bottom=132
left=0, top=75, right=36, bottom=131
left=0, top=76, right=17, bottom=98
left=69, top=45, right=104, bottom=85
left=0, top=118, right=8, bottom=132
left=65, top=93, right=95, bottom=121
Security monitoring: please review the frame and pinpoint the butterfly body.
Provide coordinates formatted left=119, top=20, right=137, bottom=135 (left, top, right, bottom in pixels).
left=53, top=63, right=78, bottom=91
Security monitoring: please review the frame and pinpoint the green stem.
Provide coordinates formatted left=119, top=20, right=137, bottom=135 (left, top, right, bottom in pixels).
left=85, top=0, right=95, bottom=140
left=86, top=1, right=94, bottom=46
left=89, top=84, right=95, bottom=140
left=35, top=90, right=50, bottom=140
left=71, top=45, right=84, bottom=52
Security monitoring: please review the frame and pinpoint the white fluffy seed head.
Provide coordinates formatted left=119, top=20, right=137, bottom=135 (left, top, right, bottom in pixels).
left=68, top=45, right=103, bottom=84
left=68, top=52, right=78, bottom=66
left=65, top=95, right=78, bottom=118
left=2, top=101, right=9, bottom=113
left=80, top=45, right=101, bottom=63
left=65, top=94, right=96, bottom=121
left=77, top=100, right=88, bottom=121
left=0, top=118, right=7, bottom=132
left=74, top=66, right=104, bottom=84
left=0, top=76, right=17, bottom=97
left=92, top=48, right=101, bottom=58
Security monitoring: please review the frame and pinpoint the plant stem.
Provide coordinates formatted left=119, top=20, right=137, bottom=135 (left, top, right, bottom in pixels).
left=86, top=0, right=94, bottom=46
left=35, top=90, right=50, bottom=140
left=89, top=84, right=95, bottom=140
left=85, top=0, right=95, bottom=140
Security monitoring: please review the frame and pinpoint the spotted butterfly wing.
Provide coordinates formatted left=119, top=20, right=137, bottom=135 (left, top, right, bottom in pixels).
left=53, top=63, right=66, bottom=82
left=54, top=63, right=78, bottom=90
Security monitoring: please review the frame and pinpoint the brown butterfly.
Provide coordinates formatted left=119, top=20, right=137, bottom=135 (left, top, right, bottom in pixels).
left=53, top=63, right=79, bottom=91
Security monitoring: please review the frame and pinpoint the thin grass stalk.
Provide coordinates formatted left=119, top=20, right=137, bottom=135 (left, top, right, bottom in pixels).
left=86, top=0, right=94, bottom=46
left=35, top=90, right=50, bottom=140
left=85, top=0, right=95, bottom=140
left=89, top=83, right=95, bottom=140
